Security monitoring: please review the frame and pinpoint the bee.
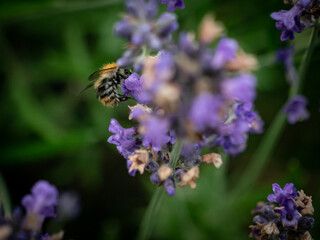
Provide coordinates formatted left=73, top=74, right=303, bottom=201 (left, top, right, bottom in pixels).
left=79, top=63, right=132, bottom=107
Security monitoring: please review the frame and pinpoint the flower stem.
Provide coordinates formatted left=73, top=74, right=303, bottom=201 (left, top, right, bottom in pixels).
left=291, top=20, right=319, bottom=97
left=137, top=140, right=182, bottom=240
left=0, top=172, right=11, bottom=217
left=230, top=23, right=319, bottom=200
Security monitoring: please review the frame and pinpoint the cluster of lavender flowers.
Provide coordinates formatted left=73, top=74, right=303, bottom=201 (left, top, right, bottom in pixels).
left=114, top=0, right=178, bottom=71
left=0, top=181, right=63, bottom=240
left=108, top=0, right=263, bottom=196
left=271, top=0, right=320, bottom=41
left=249, top=183, right=315, bottom=240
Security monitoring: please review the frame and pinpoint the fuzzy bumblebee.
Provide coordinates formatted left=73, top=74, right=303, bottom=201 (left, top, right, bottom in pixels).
left=80, top=63, right=132, bottom=107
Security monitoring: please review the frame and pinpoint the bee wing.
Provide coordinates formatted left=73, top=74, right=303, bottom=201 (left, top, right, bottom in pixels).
left=76, top=82, right=95, bottom=96
left=88, top=68, right=116, bottom=81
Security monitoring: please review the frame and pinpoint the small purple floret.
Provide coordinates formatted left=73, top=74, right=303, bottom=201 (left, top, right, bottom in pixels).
left=215, top=121, right=249, bottom=155
left=282, top=95, right=309, bottom=124
left=141, top=116, right=171, bottom=152
left=189, top=93, right=223, bottom=132
left=21, top=180, right=59, bottom=219
left=275, top=199, right=300, bottom=227
left=211, top=38, right=238, bottom=69
left=108, top=119, right=138, bottom=159
left=221, top=74, right=257, bottom=103
left=271, top=5, right=302, bottom=41
left=164, top=178, right=175, bottom=196
left=267, top=183, right=297, bottom=205
left=122, top=73, right=143, bottom=100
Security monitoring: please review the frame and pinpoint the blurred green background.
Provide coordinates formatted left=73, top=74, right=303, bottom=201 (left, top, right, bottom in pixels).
left=0, top=0, right=319, bottom=239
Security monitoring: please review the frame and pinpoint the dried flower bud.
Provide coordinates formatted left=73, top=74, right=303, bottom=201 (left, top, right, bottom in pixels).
left=263, top=222, right=279, bottom=235
left=201, top=153, right=223, bottom=168
left=179, top=167, right=199, bottom=189
left=226, top=50, right=258, bottom=72
left=199, top=14, right=224, bottom=44
left=158, top=165, right=172, bottom=181
left=154, top=83, right=180, bottom=112
left=296, top=190, right=314, bottom=215
left=129, top=104, right=152, bottom=120
left=299, top=231, right=313, bottom=240
left=128, top=149, right=149, bottom=174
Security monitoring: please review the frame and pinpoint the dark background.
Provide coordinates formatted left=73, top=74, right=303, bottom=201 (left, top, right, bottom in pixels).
left=0, top=0, right=319, bottom=239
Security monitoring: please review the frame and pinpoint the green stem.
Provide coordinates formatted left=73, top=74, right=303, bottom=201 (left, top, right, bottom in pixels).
left=0, top=172, right=11, bottom=217
left=137, top=140, right=182, bottom=240
left=291, top=21, right=319, bottom=97
left=230, top=24, right=319, bottom=200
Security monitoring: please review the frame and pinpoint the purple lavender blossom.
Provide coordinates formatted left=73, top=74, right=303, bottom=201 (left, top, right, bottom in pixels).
left=282, top=95, right=309, bottom=124
left=221, top=74, right=257, bottom=103
left=189, top=93, right=223, bottom=132
left=122, top=73, right=143, bottom=101
left=211, top=38, right=238, bottom=69
left=271, top=5, right=303, bottom=41
left=164, top=178, right=175, bottom=196
left=108, top=119, right=138, bottom=158
left=275, top=199, right=300, bottom=227
left=158, top=0, right=185, bottom=12
left=215, top=121, right=249, bottom=155
left=276, top=46, right=298, bottom=85
left=235, top=103, right=264, bottom=134
left=180, top=142, right=203, bottom=167
left=141, top=116, right=171, bottom=152
left=150, top=171, right=161, bottom=184
left=250, top=183, right=315, bottom=239
left=21, top=180, right=59, bottom=219
left=267, top=183, right=297, bottom=205
left=114, top=0, right=178, bottom=69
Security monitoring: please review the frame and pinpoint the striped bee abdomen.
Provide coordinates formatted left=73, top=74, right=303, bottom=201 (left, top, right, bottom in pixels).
left=96, top=77, right=120, bottom=107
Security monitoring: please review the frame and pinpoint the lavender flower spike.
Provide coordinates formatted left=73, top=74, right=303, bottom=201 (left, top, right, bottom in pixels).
left=267, top=183, right=297, bottom=205
left=282, top=95, right=309, bottom=124
left=250, top=183, right=315, bottom=239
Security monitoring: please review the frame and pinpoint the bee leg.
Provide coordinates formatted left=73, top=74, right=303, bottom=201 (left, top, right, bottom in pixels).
left=119, top=95, right=130, bottom=102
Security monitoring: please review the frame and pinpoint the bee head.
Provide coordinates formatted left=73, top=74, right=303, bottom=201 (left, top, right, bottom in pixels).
left=124, top=68, right=132, bottom=77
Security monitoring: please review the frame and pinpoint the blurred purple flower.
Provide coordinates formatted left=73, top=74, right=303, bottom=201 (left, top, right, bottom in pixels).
left=21, top=180, right=59, bottom=219
left=189, top=93, right=223, bottom=132
left=276, top=46, right=298, bottom=85
left=235, top=102, right=264, bottom=134
left=164, top=178, right=175, bottom=196
left=221, top=74, right=257, bottom=103
left=215, top=121, right=249, bottom=155
left=114, top=0, right=178, bottom=69
left=108, top=119, right=138, bottom=158
left=141, top=116, right=171, bottom=152
left=57, top=192, right=81, bottom=220
left=267, top=183, right=297, bottom=205
left=159, top=0, right=185, bottom=12
left=127, top=159, right=138, bottom=176
left=211, top=38, right=238, bottom=69
left=122, top=73, right=143, bottom=101
left=282, top=95, right=309, bottom=124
